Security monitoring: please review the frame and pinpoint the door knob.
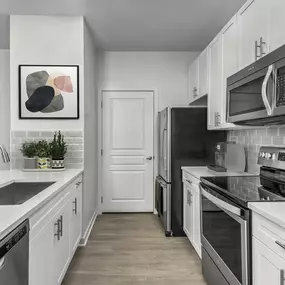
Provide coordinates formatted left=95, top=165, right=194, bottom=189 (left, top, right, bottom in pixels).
left=146, top=156, right=153, bottom=160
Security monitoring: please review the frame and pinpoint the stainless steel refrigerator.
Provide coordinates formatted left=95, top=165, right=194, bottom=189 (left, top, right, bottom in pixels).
left=155, top=107, right=226, bottom=236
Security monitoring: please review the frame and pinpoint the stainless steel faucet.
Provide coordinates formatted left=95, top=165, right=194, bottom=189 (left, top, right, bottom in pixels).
left=0, top=144, right=10, bottom=163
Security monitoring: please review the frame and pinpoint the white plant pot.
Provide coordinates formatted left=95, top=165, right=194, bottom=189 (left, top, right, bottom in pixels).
left=52, top=159, right=65, bottom=169
left=37, top=157, right=51, bottom=169
left=23, top=157, right=37, bottom=169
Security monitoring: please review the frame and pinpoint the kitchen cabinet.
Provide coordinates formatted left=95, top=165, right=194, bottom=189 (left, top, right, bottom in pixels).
left=29, top=174, right=83, bottom=285
left=198, top=49, right=208, bottom=98
left=189, top=58, right=198, bottom=102
left=208, top=35, right=222, bottom=130
left=237, top=0, right=268, bottom=69
left=29, top=220, right=54, bottom=285
left=183, top=170, right=201, bottom=258
left=53, top=201, right=71, bottom=285
left=268, top=0, right=285, bottom=53
left=252, top=236, right=285, bottom=285
left=70, top=181, right=83, bottom=256
left=189, top=49, right=208, bottom=104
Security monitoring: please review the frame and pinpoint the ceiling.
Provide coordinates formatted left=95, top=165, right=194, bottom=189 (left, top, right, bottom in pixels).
left=0, top=0, right=246, bottom=51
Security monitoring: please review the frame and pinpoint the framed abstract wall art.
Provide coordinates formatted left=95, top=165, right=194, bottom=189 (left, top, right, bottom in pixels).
left=19, top=65, right=79, bottom=119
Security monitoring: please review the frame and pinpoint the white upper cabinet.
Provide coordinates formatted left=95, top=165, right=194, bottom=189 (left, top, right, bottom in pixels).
left=208, top=35, right=222, bottom=129
left=198, top=49, right=208, bottom=97
left=238, top=0, right=269, bottom=69
left=189, top=58, right=199, bottom=102
left=220, top=15, right=239, bottom=128
left=268, top=0, right=285, bottom=53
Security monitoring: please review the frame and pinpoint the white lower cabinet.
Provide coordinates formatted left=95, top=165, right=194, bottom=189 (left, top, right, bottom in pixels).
left=29, top=175, right=83, bottom=285
left=252, top=236, right=285, bottom=285
left=70, top=182, right=83, bottom=256
left=183, top=173, right=201, bottom=258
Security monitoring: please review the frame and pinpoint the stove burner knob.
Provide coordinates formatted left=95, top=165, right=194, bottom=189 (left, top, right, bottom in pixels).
left=265, top=153, right=270, bottom=159
left=267, top=197, right=271, bottom=201
left=272, top=154, right=276, bottom=160
left=261, top=152, right=266, bottom=158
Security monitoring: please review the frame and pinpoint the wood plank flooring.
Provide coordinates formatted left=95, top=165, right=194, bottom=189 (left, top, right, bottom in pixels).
left=63, top=214, right=207, bottom=285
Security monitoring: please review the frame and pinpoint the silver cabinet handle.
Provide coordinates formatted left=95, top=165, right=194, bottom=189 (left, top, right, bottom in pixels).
left=260, top=37, right=266, bottom=57
left=280, top=269, right=285, bottom=285
left=189, top=191, right=192, bottom=204
left=217, top=112, right=221, bottom=125
left=276, top=241, right=285, bottom=250
left=73, top=198, right=78, bottom=215
left=76, top=181, right=82, bottom=188
left=59, top=215, right=63, bottom=237
left=255, top=40, right=261, bottom=61
left=54, top=219, right=60, bottom=241
left=146, top=156, right=153, bottom=160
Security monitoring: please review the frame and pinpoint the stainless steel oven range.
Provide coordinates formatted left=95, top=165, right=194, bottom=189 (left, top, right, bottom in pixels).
left=200, top=146, right=285, bottom=285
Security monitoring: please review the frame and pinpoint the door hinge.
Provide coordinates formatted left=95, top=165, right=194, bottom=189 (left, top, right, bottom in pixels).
left=101, top=196, right=103, bottom=203
left=101, top=149, right=103, bottom=156
left=101, top=101, right=103, bottom=108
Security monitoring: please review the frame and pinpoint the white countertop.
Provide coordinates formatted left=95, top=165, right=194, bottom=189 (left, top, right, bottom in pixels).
left=249, top=202, right=285, bottom=229
left=0, top=169, right=83, bottom=240
left=181, top=166, right=255, bottom=180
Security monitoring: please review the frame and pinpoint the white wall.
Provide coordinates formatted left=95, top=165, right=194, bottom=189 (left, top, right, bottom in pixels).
left=0, top=16, right=10, bottom=49
left=98, top=51, right=200, bottom=110
left=0, top=50, right=10, bottom=170
left=10, top=15, right=84, bottom=130
left=83, top=22, right=99, bottom=236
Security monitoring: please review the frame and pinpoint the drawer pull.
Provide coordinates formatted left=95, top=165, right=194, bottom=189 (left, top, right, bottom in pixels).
left=186, top=179, right=192, bottom=185
left=276, top=241, right=285, bottom=250
left=280, top=269, right=285, bottom=285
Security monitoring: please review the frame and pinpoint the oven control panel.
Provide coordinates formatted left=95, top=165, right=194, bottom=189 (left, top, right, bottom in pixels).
left=258, top=147, right=285, bottom=169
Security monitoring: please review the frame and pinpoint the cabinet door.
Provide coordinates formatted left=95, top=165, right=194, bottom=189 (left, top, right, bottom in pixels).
left=198, top=49, right=208, bottom=97
left=269, top=0, right=285, bottom=53
left=53, top=201, right=71, bottom=285
left=70, top=182, right=83, bottom=256
left=208, top=35, right=222, bottom=129
left=183, top=183, right=192, bottom=241
left=253, top=236, right=285, bottom=285
left=238, top=0, right=269, bottom=69
left=189, top=59, right=198, bottom=102
left=29, top=222, right=54, bottom=285
left=220, top=16, right=239, bottom=128
left=191, top=187, right=201, bottom=258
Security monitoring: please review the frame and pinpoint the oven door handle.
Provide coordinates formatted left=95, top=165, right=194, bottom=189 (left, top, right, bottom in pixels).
left=200, top=186, right=242, bottom=217
left=262, top=64, right=274, bottom=116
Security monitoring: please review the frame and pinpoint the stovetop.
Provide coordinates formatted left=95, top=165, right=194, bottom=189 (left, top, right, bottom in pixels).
left=200, top=175, right=285, bottom=208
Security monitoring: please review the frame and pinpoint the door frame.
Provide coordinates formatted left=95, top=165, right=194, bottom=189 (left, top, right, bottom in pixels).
left=97, top=86, right=159, bottom=214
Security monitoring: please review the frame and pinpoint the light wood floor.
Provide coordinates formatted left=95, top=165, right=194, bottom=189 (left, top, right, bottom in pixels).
left=63, top=214, right=207, bottom=285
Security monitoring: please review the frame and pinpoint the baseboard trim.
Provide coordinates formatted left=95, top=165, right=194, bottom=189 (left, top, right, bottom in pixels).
left=79, top=211, right=98, bottom=247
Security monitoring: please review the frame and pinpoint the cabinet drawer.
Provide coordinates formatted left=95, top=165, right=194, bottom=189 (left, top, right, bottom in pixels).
left=252, top=212, right=285, bottom=260
left=182, top=171, right=200, bottom=187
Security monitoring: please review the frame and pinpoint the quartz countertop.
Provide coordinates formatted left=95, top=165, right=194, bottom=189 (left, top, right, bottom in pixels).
left=249, top=202, right=285, bottom=229
left=181, top=166, right=255, bottom=180
left=0, top=169, right=83, bottom=240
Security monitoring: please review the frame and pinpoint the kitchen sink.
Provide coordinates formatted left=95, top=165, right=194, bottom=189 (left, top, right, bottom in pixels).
left=0, top=182, right=56, bottom=205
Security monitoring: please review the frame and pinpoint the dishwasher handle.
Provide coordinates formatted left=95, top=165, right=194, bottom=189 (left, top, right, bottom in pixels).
left=0, top=220, right=29, bottom=259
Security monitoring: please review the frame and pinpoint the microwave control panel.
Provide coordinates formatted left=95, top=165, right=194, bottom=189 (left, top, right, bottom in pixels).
left=277, top=69, right=285, bottom=106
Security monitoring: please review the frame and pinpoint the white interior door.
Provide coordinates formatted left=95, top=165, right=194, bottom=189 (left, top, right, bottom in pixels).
left=102, top=91, right=154, bottom=212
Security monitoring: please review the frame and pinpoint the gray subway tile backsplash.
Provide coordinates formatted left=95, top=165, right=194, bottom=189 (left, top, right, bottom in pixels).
left=11, top=130, right=84, bottom=170
left=228, top=126, right=285, bottom=174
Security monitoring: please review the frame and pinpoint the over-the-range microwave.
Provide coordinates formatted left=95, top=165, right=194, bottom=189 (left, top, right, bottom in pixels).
left=227, top=44, right=285, bottom=126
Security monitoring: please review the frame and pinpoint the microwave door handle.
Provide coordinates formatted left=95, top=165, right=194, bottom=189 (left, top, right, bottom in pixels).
left=200, top=185, right=242, bottom=217
left=262, top=64, right=274, bottom=115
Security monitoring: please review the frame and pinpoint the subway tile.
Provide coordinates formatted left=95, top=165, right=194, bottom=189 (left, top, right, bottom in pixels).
left=27, top=131, right=41, bottom=138
left=233, top=130, right=240, bottom=136
left=267, top=128, right=278, bottom=136
left=40, top=131, right=54, bottom=137
left=13, top=131, right=27, bottom=138
left=247, top=130, right=257, bottom=137
left=262, top=137, right=272, bottom=145
left=65, top=158, right=84, bottom=164
left=229, top=136, right=237, bottom=143
left=72, top=151, right=84, bottom=158
left=252, top=137, right=262, bottom=145
left=279, top=128, right=285, bottom=136
left=66, top=131, right=83, bottom=137
left=73, top=138, right=84, bottom=143
left=257, top=128, right=267, bottom=136
left=273, top=137, right=284, bottom=146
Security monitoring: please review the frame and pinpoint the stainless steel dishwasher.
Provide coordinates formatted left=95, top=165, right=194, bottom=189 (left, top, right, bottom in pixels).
left=0, top=220, right=29, bottom=285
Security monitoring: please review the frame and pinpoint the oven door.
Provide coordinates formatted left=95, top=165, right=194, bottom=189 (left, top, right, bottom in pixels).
left=200, top=183, right=249, bottom=285
left=227, top=65, right=275, bottom=124
left=155, top=176, right=171, bottom=235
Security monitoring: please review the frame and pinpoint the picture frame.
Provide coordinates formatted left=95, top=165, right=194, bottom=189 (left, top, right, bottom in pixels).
left=19, top=65, right=80, bottom=120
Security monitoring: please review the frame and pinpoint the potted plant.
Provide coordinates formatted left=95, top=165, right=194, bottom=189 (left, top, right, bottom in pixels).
left=35, top=140, right=51, bottom=169
left=20, top=142, right=37, bottom=169
left=49, top=131, right=67, bottom=169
